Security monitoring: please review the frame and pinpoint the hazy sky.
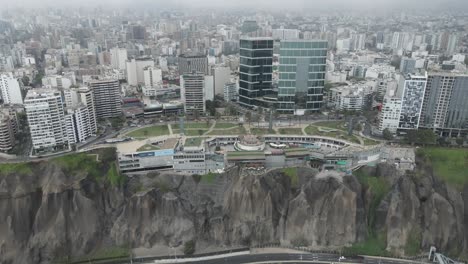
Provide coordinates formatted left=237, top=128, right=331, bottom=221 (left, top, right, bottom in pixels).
left=3, top=0, right=468, bottom=10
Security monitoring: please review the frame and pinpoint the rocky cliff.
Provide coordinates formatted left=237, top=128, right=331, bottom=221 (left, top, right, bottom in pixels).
left=0, top=151, right=466, bottom=263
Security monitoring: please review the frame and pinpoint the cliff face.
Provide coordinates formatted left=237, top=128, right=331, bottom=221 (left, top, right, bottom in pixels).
left=0, top=158, right=466, bottom=263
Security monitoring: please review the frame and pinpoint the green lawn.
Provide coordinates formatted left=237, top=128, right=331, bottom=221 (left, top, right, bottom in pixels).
left=184, top=122, right=212, bottom=129
left=185, top=137, right=206, bottom=147
left=251, top=128, right=274, bottom=135
left=137, top=144, right=160, bottom=152
left=208, top=127, right=246, bottom=135
left=314, top=121, right=346, bottom=130
left=214, top=122, right=238, bottom=129
left=173, top=129, right=208, bottom=136
left=127, top=125, right=169, bottom=138
left=278, top=128, right=303, bottom=135
left=417, top=148, right=468, bottom=188
left=363, top=138, right=380, bottom=146
left=59, top=246, right=130, bottom=263
left=305, top=125, right=360, bottom=144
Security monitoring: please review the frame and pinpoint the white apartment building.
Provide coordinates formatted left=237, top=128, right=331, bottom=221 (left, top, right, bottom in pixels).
left=63, top=87, right=97, bottom=137
left=329, top=86, right=368, bottom=112
left=143, top=66, right=162, bottom=87
left=110, top=48, right=128, bottom=70
left=0, top=73, right=23, bottom=105
left=126, top=57, right=155, bottom=86
left=0, top=108, right=17, bottom=152
left=224, top=82, right=237, bottom=102
left=42, top=74, right=76, bottom=89
left=24, top=89, right=68, bottom=151
left=65, top=106, right=94, bottom=144
left=212, top=66, right=231, bottom=95
left=379, top=96, right=402, bottom=133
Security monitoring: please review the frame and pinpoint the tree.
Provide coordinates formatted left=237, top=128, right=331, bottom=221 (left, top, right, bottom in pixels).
left=456, top=137, right=464, bottom=147
left=405, top=129, right=437, bottom=146
left=214, top=111, right=221, bottom=121
left=183, top=240, right=196, bottom=255
left=245, top=111, right=252, bottom=126
left=21, top=76, right=30, bottom=86
left=383, top=128, right=393, bottom=140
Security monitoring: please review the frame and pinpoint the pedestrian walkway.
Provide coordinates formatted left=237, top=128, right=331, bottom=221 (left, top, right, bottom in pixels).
left=168, top=124, right=173, bottom=135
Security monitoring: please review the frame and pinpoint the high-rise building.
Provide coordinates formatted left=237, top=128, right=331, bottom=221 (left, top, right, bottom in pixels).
left=400, top=57, right=416, bottom=74
left=379, top=97, right=402, bottom=133
left=65, top=106, right=94, bottom=144
left=110, top=48, right=128, bottom=70
left=272, top=27, right=300, bottom=40
left=89, top=79, right=122, bottom=119
left=0, top=73, right=23, bottom=105
left=241, top=20, right=259, bottom=35
left=126, top=57, right=155, bottom=86
left=143, top=66, right=162, bottom=87
left=180, top=73, right=206, bottom=115
left=420, top=73, right=468, bottom=130
left=398, top=72, right=428, bottom=129
left=24, top=89, right=68, bottom=151
left=130, top=25, right=146, bottom=40
left=63, top=87, right=97, bottom=137
left=0, top=108, right=17, bottom=152
left=212, top=66, right=231, bottom=95
left=178, top=53, right=208, bottom=75
left=224, top=82, right=238, bottom=102
left=238, top=38, right=274, bottom=108
left=277, top=40, right=328, bottom=113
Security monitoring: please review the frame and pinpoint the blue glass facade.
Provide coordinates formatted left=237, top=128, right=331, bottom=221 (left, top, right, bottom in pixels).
left=277, top=40, right=328, bottom=113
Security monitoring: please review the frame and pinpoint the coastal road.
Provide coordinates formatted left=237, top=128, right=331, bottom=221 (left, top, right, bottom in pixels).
left=148, top=252, right=426, bottom=264
left=151, top=253, right=357, bottom=264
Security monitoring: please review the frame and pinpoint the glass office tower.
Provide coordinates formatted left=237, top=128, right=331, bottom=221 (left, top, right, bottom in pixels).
left=238, top=38, right=274, bottom=108
left=277, top=40, right=328, bottom=114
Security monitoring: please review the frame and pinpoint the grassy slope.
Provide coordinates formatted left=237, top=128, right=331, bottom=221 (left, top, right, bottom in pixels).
left=417, top=147, right=468, bottom=189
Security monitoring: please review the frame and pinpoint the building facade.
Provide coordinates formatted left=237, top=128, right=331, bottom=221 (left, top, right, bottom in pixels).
left=89, top=79, right=122, bottom=119
left=143, top=66, right=162, bottom=87
left=212, top=66, right=231, bottom=96
left=277, top=40, right=327, bottom=113
left=110, top=48, right=128, bottom=70
left=421, top=73, right=468, bottom=130
left=224, top=82, right=238, bottom=102
left=0, top=109, right=16, bottom=152
left=238, top=38, right=274, bottom=108
left=398, top=73, right=428, bottom=129
left=180, top=73, right=206, bottom=115
left=65, top=105, right=94, bottom=144
left=0, top=73, right=23, bottom=105
left=24, top=89, right=68, bottom=151
left=178, top=53, right=209, bottom=75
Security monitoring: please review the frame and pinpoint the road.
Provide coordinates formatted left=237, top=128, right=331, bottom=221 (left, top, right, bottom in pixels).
left=145, top=252, right=426, bottom=264
left=150, top=253, right=346, bottom=264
